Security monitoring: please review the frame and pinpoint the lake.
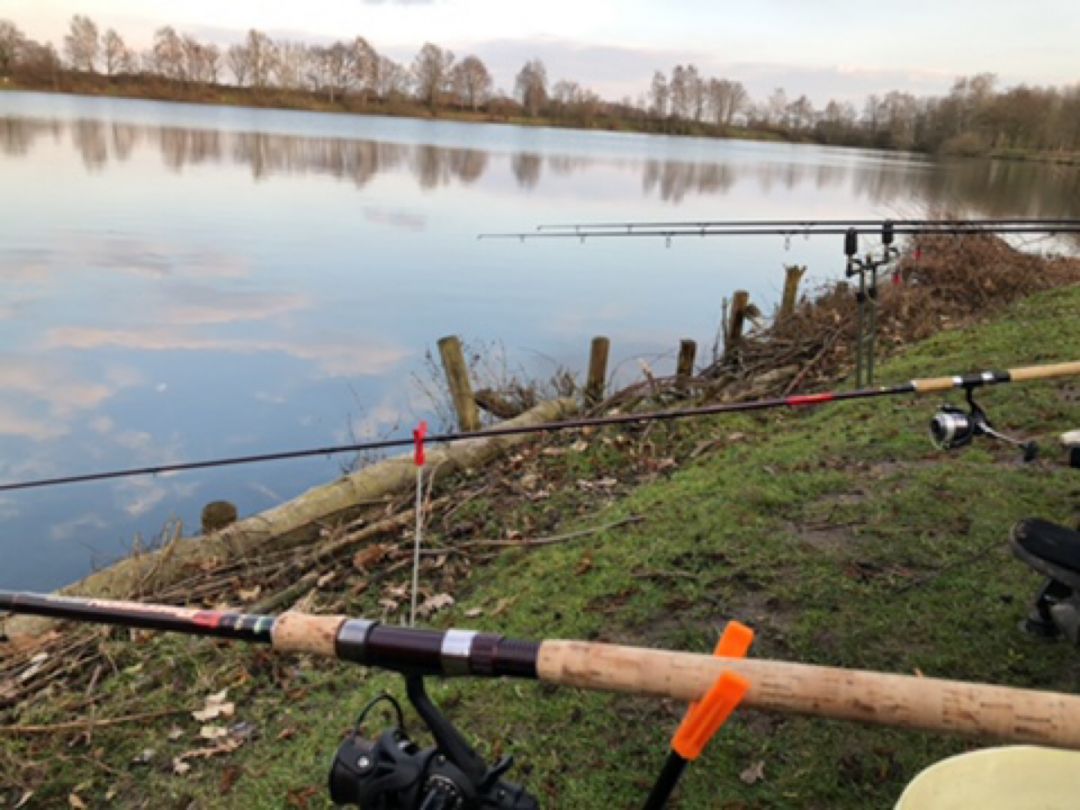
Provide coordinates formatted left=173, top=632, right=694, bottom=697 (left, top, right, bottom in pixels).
left=1, top=90, right=1077, bottom=590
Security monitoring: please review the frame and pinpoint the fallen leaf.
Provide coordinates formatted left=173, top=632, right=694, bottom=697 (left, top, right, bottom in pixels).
left=105, top=786, right=118, bottom=801
left=384, top=583, right=409, bottom=600
left=200, top=724, right=229, bottom=741
left=575, top=554, right=594, bottom=576
left=739, top=760, right=766, bottom=785
left=353, top=544, right=391, bottom=571
left=167, top=726, right=185, bottom=741
left=130, top=748, right=156, bottom=765
left=276, top=727, right=298, bottom=742
left=68, top=794, right=87, bottom=809
left=237, top=586, right=261, bottom=601
left=192, top=689, right=234, bottom=722
left=18, top=652, right=49, bottom=683
left=172, top=736, right=244, bottom=774
left=14, top=791, right=34, bottom=809
left=464, top=607, right=484, bottom=619
left=220, top=766, right=242, bottom=795
left=490, top=598, right=513, bottom=617
left=570, top=439, right=589, bottom=452
left=316, top=571, right=337, bottom=589
left=416, top=593, right=455, bottom=619
left=0, top=679, right=19, bottom=701
left=286, top=786, right=320, bottom=808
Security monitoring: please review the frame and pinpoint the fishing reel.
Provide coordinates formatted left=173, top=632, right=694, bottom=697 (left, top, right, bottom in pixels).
left=329, top=675, right=538, bottom=809
left=929, top=388, right=1038, bottom=462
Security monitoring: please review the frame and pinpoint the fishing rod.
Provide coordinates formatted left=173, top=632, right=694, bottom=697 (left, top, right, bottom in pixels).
left=4, top=591, right=1080, bottom=807
left=0, top=360, right=1077, bottom=493
left=478, top=224, right=1080, bottom=241
left=534, top=217, right=1080, bottom=233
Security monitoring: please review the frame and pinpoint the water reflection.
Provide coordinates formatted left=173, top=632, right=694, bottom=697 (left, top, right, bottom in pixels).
left=3, top=114, right=1078, bottom=217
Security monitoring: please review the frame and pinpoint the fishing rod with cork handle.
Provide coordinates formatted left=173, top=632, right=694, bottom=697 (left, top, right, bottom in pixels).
left=4, top=591, right=1080, bottom=749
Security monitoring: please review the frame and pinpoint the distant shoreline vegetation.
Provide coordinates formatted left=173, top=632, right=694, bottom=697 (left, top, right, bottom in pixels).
left=2, top=15, right=1079, bottom=165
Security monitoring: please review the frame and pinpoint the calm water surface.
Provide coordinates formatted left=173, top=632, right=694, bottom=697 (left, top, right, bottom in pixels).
left=2, top=91, right=1078, bottom=589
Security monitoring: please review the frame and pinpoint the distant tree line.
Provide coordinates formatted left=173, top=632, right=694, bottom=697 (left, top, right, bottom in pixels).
left=2, top=15, right=1079, bottom=157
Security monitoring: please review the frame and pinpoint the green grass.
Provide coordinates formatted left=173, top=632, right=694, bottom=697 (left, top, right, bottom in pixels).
left=3, top=285, right=1080, bottom=808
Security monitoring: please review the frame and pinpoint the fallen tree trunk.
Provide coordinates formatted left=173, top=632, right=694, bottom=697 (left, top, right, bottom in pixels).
left=5, top=398, right=577, bottom=639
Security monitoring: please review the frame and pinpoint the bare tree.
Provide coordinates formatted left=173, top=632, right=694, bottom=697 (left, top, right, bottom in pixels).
left=203, top=43, right=221, bottom=84
left=313, top=42, right=350, bottom=102
left=766, top=87, right=788, bottom=127
left=273, top=41, right=309, bottom=90
left=181, top=36, right=206, bottom=82
left=786, top=94, right=815, bottom=131
left=227, top=43, right=249, bottom=86
left=102, top=29, right=130, bottom=77
left=451, top=55, right=491, bottom=111
left=375, top=55, right=409, bottom=99
left=63, top=15, right=99, bottom=72
left=245, top=29, right=275, bottom=90
left=686, top=64, right=705, bottom=121
left=0, top=20, right=25, bottom=77
left=514, top=58, right=547, bottom=117
left=552, top=79, right=580, bottom=108
left=349, top=37, right=378, bottom=103
left=649, top=71, right=669, bottom=118
left=411, top=42, right=454, bottom=110
left=151, top=27, right=185, bottom=80
left=706, top=78, right=747, bottom=127
left=669, top=65, right=689, bottom=119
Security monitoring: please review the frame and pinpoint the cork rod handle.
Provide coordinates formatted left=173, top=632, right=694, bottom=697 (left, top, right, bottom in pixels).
left=538, top=640, right=1080, bottom=749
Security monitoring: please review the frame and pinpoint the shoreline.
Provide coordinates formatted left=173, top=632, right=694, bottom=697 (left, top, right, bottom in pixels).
left=6, top=78, right=1077, bottom=167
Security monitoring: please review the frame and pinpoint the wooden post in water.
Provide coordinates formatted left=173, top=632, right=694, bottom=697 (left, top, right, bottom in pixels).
left=676, top=339, right=697, bottom=393
left=779, top=265, right=806, bottom=325
left=724, top=290, right=751, bottom=359
left=585, top=336, right=610, bottom=406
left=437, top=335, right=481, bottom=431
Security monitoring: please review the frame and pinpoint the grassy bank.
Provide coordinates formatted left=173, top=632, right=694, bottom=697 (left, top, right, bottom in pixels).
left=3, top=281, right=1079, bottom=807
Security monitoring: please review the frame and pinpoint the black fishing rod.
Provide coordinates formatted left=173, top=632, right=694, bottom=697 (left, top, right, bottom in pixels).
left=0, top=361, right=1077, bottom=493
left=535, top=217, right=1080, bottom=233
left=479, top=224, right=1080, bottom=241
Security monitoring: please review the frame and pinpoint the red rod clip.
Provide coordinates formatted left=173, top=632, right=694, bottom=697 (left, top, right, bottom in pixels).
left=413, top=421, right=428, bottom=467
left=671, top=621, right=754, bottom=761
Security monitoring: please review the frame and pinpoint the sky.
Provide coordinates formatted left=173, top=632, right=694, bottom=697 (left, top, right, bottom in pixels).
left=3, top=0, right=1078, bottom=105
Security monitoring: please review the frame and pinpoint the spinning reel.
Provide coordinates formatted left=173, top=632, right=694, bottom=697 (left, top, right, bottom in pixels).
left=929, top=388, right=1038, bottom=462
left=329, top=674, right=538, bottom=809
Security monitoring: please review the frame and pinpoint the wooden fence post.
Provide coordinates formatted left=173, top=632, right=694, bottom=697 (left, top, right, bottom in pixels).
left=585, top=336, right=610, bottom=406
left=676, top=339, right=697, bottom=392
left=724, top=290, right=751, bottom=358
left=437, top=335, right=481, bottom=431
left=779, top=265, right=806, bottom=324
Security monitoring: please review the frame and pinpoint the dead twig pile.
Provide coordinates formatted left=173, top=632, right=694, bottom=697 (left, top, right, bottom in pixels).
left=697, top=233, right=1080, bottom=398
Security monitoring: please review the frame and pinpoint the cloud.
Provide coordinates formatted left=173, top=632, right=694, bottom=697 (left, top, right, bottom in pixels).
left=116, top=479, right=168, bottom=518
left=0, top=403, right=67, bottom=441
left=363, top=207, right=428, bottom=232
left=43, top=327, right=411, bottom=378
left=0, top=357, right=138, bottom=442
left=0, top=361, right=112, bottom=418
left=161, top=285, right=312, bottom=326
left=50, top=513, right=109, bottom=541
left=461, top=36, right=959, bottom=105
